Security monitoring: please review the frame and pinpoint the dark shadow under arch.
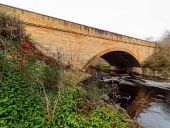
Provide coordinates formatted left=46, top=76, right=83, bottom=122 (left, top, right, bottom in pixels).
left=83, top=48, right=142, bottom=71
left=101, top=51, right=141, bottom=68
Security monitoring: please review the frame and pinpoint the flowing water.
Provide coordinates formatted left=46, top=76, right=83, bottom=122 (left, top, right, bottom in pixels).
left=116, top=79, right=170, bottom=128
left=83, top=73, right=170, bottom=128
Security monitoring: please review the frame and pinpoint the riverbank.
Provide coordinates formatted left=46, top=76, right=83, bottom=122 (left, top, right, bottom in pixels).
left=88, top=65, right=170, bottom=83
left=142, top=68, right=170, bottom=82
left=0, top=60, right=139, bottom=127
left=0, top=10, right=138, bottom=127
left=142, top=75, right=170, bottom=82
left=81, top=72, right=170, bottom=128
left=81, top=73, right=146, bottom=127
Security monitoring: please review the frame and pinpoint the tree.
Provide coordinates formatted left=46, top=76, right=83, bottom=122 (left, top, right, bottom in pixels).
left=143, top=31, right=170, bottom=71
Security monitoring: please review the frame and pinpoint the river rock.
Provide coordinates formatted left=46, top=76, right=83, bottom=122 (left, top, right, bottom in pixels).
left=123, top=118, right=134, bottom=123
left=100, top=94, right=112, bottom=103
left=115, top=104, right=127, bottom=114
left=107, top=104, right=115, bottom=109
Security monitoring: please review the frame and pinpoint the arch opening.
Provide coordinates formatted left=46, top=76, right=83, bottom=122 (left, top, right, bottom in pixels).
left=85, top=50, right=142, bottom=74
left=101, top=51, right=141, bottom=68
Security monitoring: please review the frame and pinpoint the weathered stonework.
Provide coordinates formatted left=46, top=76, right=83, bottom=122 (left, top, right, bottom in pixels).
left=0, top=4, right=156, bottom=70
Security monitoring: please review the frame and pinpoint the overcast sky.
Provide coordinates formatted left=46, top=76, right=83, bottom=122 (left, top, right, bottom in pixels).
left=1, top=0, right=170, bottom=40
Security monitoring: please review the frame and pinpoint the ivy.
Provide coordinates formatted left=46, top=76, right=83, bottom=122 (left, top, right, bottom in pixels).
left=0, top=9, right=132, bottom=128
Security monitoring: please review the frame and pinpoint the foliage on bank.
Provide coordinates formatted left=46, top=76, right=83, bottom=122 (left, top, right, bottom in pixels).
left=143, top=32, right=170, bottom=76
left=0, top=10, right=133, bottom=127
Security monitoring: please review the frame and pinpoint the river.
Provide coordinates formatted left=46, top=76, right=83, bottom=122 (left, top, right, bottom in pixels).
left=83, top=73, right=170, bottom=128
left=117, top=79, right=170, bottom=128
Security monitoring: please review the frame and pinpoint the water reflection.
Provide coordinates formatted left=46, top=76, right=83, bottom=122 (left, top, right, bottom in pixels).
left=126, top=89, right=152, bottom=119
left=117, top=84, right=170, bottom=128
left=82, top=71, right=170, bottom=128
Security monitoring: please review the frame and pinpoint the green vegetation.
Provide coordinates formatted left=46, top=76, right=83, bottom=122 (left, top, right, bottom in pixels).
left=143, top=47, right=170, bottom=70
left=143, top=32, right=170, bottom=77
left=0, top=10, right=135, bottom=127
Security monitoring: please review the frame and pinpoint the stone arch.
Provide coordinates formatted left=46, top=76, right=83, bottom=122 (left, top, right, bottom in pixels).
left=83, top=47, right=141, bottom=70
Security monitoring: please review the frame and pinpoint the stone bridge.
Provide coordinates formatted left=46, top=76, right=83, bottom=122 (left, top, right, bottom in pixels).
left=0, top=4, right=156, bottom=73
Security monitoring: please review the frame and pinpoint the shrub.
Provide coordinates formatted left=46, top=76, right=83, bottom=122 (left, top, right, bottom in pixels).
left=0, top=10, right=26, bottom=42
left=143, top=48, right=170, bottom=69
left=143, top=31, right=170, bottom=70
